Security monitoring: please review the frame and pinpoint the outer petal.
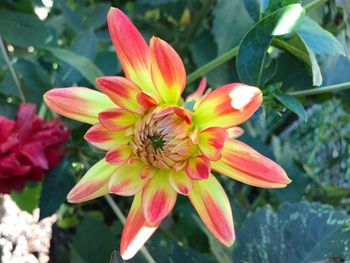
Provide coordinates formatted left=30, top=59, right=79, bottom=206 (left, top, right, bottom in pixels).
left=106, top=144, right=132, bottom=165
left=199, top=127, right=228, bottom=161
left=189, top=174, right=235, bottom=246
left=109, top=158, right=147, bottom=196
left=193, top=83, right=262, bottom=129
left=120, top=193, right=159, bottom=260
left=84, top=123, right=132, bottom=151
left=44, top=88, right=115, bottom=124
left=0, top=116, right=15, bottom=144
left=67, top=159, right=118, bottom=203
left=169, top=170, right=193, bottom=195
left=99, top=108, right=138, bottom=131
left=211, top=139, right=291, bottom=188
left=96, top=76, right=143, bottom=113
left=186, top=155, right=210, bottom=180
left=107, top=8, right=156, bottom=95
left=142, top=169, right=177, bottom=225
left=150, top=37, right=186, bottom=104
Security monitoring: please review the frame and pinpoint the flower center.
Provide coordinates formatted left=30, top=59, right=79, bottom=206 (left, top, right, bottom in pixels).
left=131, top=107, right=194, bottom=170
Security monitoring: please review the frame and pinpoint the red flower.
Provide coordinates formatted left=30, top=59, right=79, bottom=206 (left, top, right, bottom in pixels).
left=0, top=103, right=70, bottom=194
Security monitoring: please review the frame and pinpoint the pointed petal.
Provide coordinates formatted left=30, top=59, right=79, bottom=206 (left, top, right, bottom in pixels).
left=199, top=127, right=228, bottom=161
left=150, top=37, right=186, bottom=104
left=44, top=88, right=115, bottom=124
left=169, top=170, right=193, bottom=195
left=96, top=76, right=143, bottom=113
left=99, top=108, right=138, bottom=131
left=186, top=155, right=210, bottom=180
left=137, top=92, right=158, bottom=108
left=173, top=107, right=192, bottom=125
left=84, top=123, right=132, bottom=151
left=105, top=144, right=132, bottom=165
left=189, top=174, right=235, bottom=246
left=186, top=77, right=207, bottom=102
left=212, top=139, right=291, bottom=188
left=67, top=159, right=118, bottom=203
left=109, top=158, right=147, bottom=196
left=142, top=170, right=177, bottom=225
left=227, top=127, right=244, bottom=138
left=120, top=193, right=159, bottom=260
left=194, top=83, right=262, bottom=129
left=107, top=8, right=156, bottom=95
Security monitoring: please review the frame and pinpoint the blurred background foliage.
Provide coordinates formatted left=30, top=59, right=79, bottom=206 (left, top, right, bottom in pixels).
left=0, top=0, right=350, bottom=262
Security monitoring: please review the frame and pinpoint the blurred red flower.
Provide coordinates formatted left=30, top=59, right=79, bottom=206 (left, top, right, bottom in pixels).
left=0, top=103, right=70, bottom=194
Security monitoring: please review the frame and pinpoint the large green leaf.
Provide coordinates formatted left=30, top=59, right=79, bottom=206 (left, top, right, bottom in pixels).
left=39, top=157, right=75, bottom=219
left=212, top=0, right=254, bottom=55
left=0, top=9, right=54, bottom=47
left=71, top=216, right=118, bottom=263
left=234, top=202, right=350, bottom=262
left=46, top=47, right=103, bottom=87
left=297, top=16, right=345, bottom=56
left=57, top=31, right=97, bottom=86
left=237, top=4, right=305, bottom=86
left=273, top=34, right=322, bottom=86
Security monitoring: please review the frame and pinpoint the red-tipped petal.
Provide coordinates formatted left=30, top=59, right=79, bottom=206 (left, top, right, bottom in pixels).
left=186, top=155, right=211, bottom=180
left=99, top=108, right=138, bottom=131
left=44, top=88, right=115, bottom=124
left=194, top=83, right=262, bottom=129
left=212, top=139, right=291, bottom=188
left=173, top=107, right=192, bottom=125
left=84, top=123, right=132, bottom=151
left=140, top=165, right=157, bottom=180
left=120, top=193, right=159, bottom=260
left=227, top=127, right=244, bottom=138
left=67, top=159, right=118, bottom=203
left=109, top=158, right=147, bottom=196
left=169, top=170, right=193, bottom=195
left=107, top=8, right=156, bottom=95
left=186, top=77, right=207, bottom=102
left=199, top=127, right=228, bottom=161
left=105, top=144, right=132, bottom=165
left=142, top=170, right=177, bottom=225
left=189, top=174, right=235, bottom=246
left=150, top=37, right=186, bottom=104
left=137, top=92, right=158, bottom=108
left=96, top=76, right=143, bottom=113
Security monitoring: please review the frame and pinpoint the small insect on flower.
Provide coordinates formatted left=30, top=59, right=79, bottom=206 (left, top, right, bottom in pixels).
left=44, top=7, right=291, bottom=260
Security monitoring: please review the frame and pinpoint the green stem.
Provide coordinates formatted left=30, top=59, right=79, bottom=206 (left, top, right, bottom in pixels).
left=288, top=82, right=350, bottom=97
left=0, top=36, right=25, bottom=102
left=304, top=0, right=328, bottom=12
left=186, top=0, right=329, bottom=85
left=186, top=46, right=238, bottom=85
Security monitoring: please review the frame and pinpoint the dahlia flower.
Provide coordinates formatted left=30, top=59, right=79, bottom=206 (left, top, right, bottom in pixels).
left=0, top=103, right=69, bottom=194
left=44, top=8, right=291, bottom=259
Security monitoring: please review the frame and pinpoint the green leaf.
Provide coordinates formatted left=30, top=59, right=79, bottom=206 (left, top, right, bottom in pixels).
left=273, top=34, right=322, bottom=86
left=137, top=0, right=178, bottom=5
left=71, top=216, right=118, bottom=263
left=0, top=9, right=54, bottom=47
left=46, top=47, right=103, bottom=87
left=11, top=182, right=42, bottom=213
left=237, top=4, right=305, bottom=86
left=57, top=31, right=97, bottom=85
left=212, top=0, right=254, bottom=55
left=39, top=157, right=75, bottom=219
left=242, top=0, right=268, bottom=21
left=80, top=3, right=109, bottom=30
left=297, top=16, right=346, bottom=56
left=271, top=91, right=307, bottom=121
left=234, top=202, right=350, bottom=262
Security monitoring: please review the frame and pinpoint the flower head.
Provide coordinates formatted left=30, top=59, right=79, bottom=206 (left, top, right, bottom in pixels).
left=44, top=8, right=291, bottom=260
left=0, top=103, right=70, bottom=194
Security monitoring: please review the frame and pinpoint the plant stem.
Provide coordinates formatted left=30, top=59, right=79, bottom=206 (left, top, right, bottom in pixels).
left=304, top=0, right=329, bottom=12
left=186, top=0, right=329, bottom=85
left=0, top=37, right=25, bottom=102
left=104, top=195, right=156, bottom=263
left=288, top=82, right=350, bottom=97
left=186, top=46, right=238, bottom=85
